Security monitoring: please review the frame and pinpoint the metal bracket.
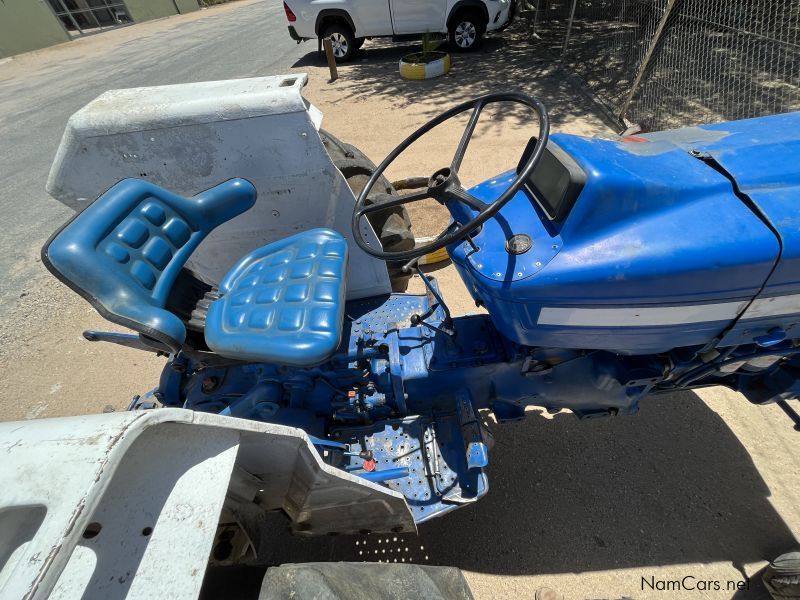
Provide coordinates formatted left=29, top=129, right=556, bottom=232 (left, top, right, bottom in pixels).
left=386, top=331, right=408, bottom=414
left=83, top=330, right=168, bottom=354
left=457, top=394, right=489, bottom=470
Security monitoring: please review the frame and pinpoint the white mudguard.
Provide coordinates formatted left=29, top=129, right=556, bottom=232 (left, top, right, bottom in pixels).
left=46, top=74, right=391, bottom=300
left=0, top=409, right=414, bottom=600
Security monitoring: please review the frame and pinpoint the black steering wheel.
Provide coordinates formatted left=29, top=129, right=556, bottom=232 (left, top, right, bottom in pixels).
left=352, top=92, right=550, bottom=261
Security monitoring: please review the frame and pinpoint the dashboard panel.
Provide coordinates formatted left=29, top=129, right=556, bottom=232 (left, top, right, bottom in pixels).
left=516, top=138, right=586, bottom=222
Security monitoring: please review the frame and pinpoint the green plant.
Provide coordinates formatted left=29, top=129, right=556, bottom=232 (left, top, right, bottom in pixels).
left=421, top=32, right=444, bottom=55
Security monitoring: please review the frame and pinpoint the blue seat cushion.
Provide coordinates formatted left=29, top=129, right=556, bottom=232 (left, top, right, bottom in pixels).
left=204, top=229, right=348, bottom=366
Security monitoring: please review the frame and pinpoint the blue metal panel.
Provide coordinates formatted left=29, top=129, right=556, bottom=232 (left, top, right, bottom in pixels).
left=335, top=416, right=487, bottom=523
left=449, top=128, right=780, bottom=353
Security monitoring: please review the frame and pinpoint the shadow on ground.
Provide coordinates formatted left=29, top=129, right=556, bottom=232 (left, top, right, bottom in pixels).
left=293, top=20, right=618, bottom=134
left=202, top=390, right=795, bottom=597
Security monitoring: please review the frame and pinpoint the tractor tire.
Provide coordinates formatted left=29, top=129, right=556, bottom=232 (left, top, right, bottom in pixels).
left=259, top=562, right=474, bottom=600
left=448, top=9, right=485, bottom=52
left=319, top=129, right=414, bottom=291
left=323, top=24, right=357, bottom=63
left=764, top=551, right=800, bottom=600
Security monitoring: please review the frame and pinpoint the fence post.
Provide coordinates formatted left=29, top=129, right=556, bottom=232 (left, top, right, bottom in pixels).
left=561, top=0, right=578, bottom=55
left=532, top=0, right=542, bottom=35
left=323, top=37, right=338, bottom=82
left=618, top=0, right=678, bottom=122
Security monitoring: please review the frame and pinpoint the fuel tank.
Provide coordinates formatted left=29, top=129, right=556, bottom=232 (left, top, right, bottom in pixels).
left=448, top=115, right=800, bottom=354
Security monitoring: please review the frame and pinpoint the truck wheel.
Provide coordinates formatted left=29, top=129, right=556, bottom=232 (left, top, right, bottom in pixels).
left=323, top=24, right=357, bottom=62
left=319, top=129, right=414, bottom=291
left=448, top=10, right=484, bottom=52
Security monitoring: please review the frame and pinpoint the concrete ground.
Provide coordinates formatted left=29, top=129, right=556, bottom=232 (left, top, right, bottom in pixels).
left=0, top=1, right=798, bottom=598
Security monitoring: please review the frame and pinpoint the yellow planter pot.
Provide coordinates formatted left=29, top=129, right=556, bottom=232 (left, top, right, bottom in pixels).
left=399, top=51, right=451, bottom=80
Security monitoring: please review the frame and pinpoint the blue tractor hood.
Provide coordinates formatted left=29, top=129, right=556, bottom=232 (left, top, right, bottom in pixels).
left=635, top=112, right=800, bottom=347
left=644, top=112, right=800, bottom=209
left=689, top=113, right=800, bottom=346
left=451, top=112, right=800, bottom=354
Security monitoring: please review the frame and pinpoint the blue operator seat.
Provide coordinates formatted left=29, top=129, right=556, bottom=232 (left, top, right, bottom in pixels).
left=204, top=229, right=348, bottom=367
left=43, top=178, right=349, bottom=367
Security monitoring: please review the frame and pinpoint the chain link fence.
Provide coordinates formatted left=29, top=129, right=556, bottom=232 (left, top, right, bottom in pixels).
left=527, top=0, right=800, bottom=131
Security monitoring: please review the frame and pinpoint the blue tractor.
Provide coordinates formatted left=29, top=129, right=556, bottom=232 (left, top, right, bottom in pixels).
left=35, top=90, right=800, bottom=593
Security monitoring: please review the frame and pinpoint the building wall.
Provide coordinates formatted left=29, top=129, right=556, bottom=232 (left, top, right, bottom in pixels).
left=0, top=0, right=200, bottom=59
left=124, top=0, right=197, bottom=22
left=0, top=0, right=71, bottom=59
left=123, top=0, right=175, bottom=21
left=174, top=0, right=200, bottom=14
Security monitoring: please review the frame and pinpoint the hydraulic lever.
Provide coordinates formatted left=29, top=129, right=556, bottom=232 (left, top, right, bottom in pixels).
left=402, top=257, right=454, bottom=336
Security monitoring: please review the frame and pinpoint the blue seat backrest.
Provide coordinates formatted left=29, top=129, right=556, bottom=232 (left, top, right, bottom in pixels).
left=42, top=178, right=257, bottom=351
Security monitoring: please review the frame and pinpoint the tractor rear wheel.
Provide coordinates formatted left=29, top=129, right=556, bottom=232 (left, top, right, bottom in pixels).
left=320, top=129, right=414, bottom=291
left=764, top=551, right=800, bottom=600
left=259, top=562, right=474, bottom=599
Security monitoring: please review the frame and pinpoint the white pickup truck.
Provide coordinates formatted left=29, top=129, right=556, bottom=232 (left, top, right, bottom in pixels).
left=284, top=0, right=514, bottom=61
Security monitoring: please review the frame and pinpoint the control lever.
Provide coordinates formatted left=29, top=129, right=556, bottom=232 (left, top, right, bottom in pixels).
left=83, top=330, right=168, bottom=354
left=401, top=257, right=454, bottom=336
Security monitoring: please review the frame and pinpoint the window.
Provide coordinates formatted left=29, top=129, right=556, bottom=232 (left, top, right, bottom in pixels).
left=47, top=0, right=132, bottom=37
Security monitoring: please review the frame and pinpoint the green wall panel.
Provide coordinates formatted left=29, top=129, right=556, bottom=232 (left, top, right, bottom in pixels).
left=0, top=0, right=70, bottom=59
left=175, top=0, right=199, bottom=14
left=0, top=0, right=201, bottom=59
left=123, top=0, right=178, bottom=22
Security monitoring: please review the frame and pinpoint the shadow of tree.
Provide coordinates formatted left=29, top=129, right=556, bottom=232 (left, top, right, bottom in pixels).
left=293, top=20, right=619, bottom=135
